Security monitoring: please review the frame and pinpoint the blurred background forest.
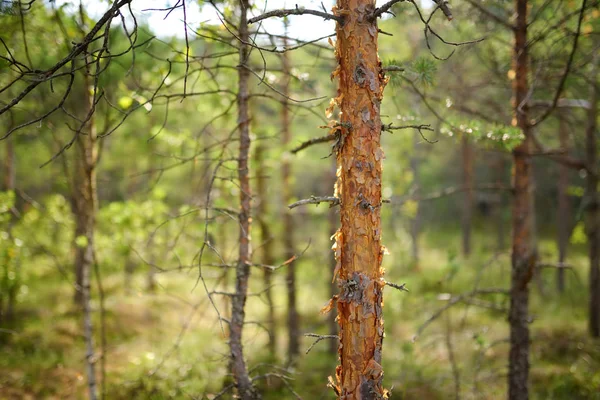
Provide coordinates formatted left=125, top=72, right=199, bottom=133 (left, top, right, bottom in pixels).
left=0, top=0, right=599, bottom=399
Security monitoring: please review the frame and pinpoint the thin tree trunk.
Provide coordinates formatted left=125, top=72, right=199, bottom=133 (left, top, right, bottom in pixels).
left=410, top=130, right=421, bottom=267
left=280, top=31, right=300, bottom=364
left=496, top=155, right=506, bottom=252
left=332, top=1, right=387, bottom=397
left=586, top=55, right=599, bottom=337
left=508, top=0, right=534, bottom=398
left=461, top=134, right=473, bottom=258
left=2, top=130, right=16, bottom=323
left=3, top=138, right=15, bottom=191
left=229, top=1, right=260, bottom=398
left=254, top=143, right=277, bottom=357
left=328, top=158, right=338, bottom=355
left=556, top=112, right=570, bottom=293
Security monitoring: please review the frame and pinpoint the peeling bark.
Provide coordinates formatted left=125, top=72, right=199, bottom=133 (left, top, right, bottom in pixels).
left=508, top=0, right=534, bottom=398
left=229, top=1, right=261, bottom=398
left=281, top=33, right=300, bottom=363
left=328, top=158, right=339, bottom=355
left=331, top=1, right=388, bottom=397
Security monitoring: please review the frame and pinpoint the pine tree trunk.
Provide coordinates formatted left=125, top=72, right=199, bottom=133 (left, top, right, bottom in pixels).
left=461, top=134, right=473, bottom=258
left=254, top=143, right=277, bottom=357
left=280, top=33, right=300, bottom=364
left=508, top=0, right=533, bottom=398
left=328, top=158, right=339, bottom=355
left=556, top=113, right=570, bottom=293
left=586, top=55, right=599, bottom=337
left=229, top=1, right=260, bottom=398
left=332, top=1, right=387, bottom=397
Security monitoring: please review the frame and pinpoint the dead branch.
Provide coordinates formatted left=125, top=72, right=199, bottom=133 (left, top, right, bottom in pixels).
left=288, top=195, right=339, bottom=209
left=248, top=5, right=343, bottom=25
left=304, top=333, right=338, bottom=354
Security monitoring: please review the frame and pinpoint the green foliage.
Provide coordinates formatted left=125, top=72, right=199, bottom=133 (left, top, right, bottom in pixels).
left=441, top=118, right=524, bottom=151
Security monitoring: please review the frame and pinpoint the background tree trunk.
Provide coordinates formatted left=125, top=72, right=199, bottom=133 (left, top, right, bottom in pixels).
left=229, top=1, right=260, bottom=398
left=461, top=134, right=473, bottom=258
left=410, top=130, right=421, bottom=267
left=556, top=112, right=570, bottom=293
left=586, top=55, right=599, bottom=337
left=509, top=0, right=534, bottom=398
left=254, top=143, right=277, bottom=357
left=69, top=52, right=99, bottom=399
left=281, top=33, right=299, bottom=364
left=332, top=1, right=387, bottom=397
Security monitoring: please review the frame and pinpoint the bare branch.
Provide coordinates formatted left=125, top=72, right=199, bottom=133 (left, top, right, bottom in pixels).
left=248, top=5, right=343, bottom=24
left=290, top=134, right=335, bottom=154
left=304, top=333, right=338, bottom=354
left=288, top=195, right=339, bottom=209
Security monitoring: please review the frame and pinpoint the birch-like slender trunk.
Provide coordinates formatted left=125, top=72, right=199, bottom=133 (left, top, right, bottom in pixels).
left=280, top=32, right=300, bottom=364
left=70, top=63, right=99, bottom=399
left=229, top=1, right=260, bottom=398
left=332, top=1, right=387, bottom=396
left=509, top=0, right=534, bottom=397
left=586, top=56, right=599, bottom=337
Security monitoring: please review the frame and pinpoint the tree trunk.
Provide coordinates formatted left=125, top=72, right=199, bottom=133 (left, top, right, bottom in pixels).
left=229, top=1, right=260, bottom=398
left=556, top=112, right=570, bottom=293
left=461, top=134, right=473, bottom=258
left=495, top=155, right=506, bottom=252
left=328, top=158, right=338, bottom=355
left=280, top=32, right=300, bottom=364
left=69, top=60, right=99, bottom=399
left=332, top=1, right=387, bottom=397
left=586, top=55, right=599, bottom=337
left=2, top=131, right=16, bottom=323
left=3, top=138, right=15, bottom=191
left=508, top=0, right=534, bottom=398
left=254, top=143, right=277, bottom=358
left=410, top=130, right=421, bottom=267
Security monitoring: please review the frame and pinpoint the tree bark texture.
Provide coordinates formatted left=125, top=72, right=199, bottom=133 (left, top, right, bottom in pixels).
left=70, top=61, right=99, bottom=400
left=556, top=113, right=570, bottom=293
left=328, top=158, right=339, bottom=355
left=331, top=1, right=388, bottom=397
left=230, top=1, right=260, bottom=398
left=281, top=36, right=299, bottom=363
left=509, top=0, right=534, bottom=398
left=586, top=55, right=599, bottom=337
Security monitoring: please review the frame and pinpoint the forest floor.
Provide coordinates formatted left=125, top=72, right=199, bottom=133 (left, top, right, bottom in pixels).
left=1, top=228, right=600, bottom=399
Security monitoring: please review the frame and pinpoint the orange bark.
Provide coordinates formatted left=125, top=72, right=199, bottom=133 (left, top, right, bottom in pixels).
left=331, top=1, right=388, bottom=398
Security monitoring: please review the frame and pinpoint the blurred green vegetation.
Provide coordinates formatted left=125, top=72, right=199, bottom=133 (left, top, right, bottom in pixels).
left=1, top=0, right=599, bottom=399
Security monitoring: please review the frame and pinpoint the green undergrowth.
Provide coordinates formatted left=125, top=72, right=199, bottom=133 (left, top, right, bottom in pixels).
left=1, top=228, right=599, bottom=399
